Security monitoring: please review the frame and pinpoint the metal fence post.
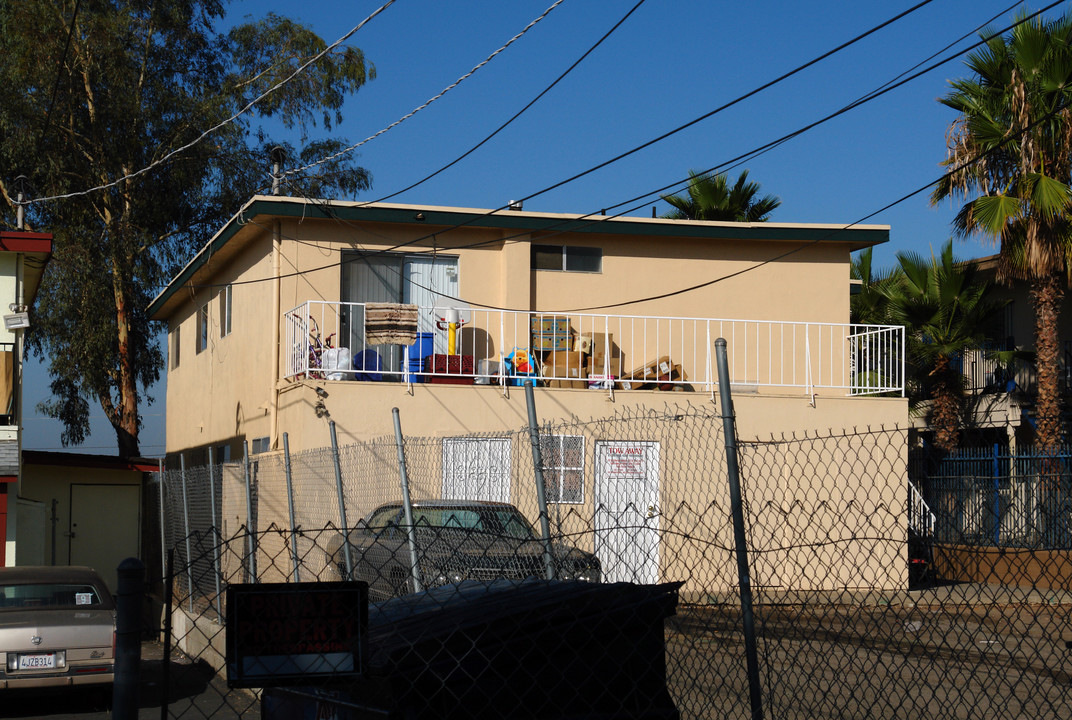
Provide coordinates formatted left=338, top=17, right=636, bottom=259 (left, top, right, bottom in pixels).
left=157, top=458, right=166, bottom=582
left=329, top=421, right=354, bottom=579
left=993, top=442, right=1001, bottom=546
left=524, top=380, right=555, bottom=581
left=243, top=441, right=257, bottom=582
left=283, top=433, right=301, bottom=582
left=179, top=454, right=193, bottom=613
left=112, top=557, right=144, bottom=720
left=160, top=549, right=174, bottom=720
left=392, top=408, right=424, bottom=594
left=715, top=338, right=764, bottom=720
left=207, top=447, right=222, bottom=620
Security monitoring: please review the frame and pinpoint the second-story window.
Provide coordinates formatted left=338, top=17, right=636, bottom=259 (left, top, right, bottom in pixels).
left=531, top=244, right=602, bottom=273
left=196, top=304, right=209, bottom=354
left=219, top=284, right=232, bottom=338
left=170, top=326, right=180, bottom=369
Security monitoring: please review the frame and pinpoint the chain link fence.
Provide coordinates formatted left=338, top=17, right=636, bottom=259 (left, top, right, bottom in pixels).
left=152, top=407, right=1072, bottom=719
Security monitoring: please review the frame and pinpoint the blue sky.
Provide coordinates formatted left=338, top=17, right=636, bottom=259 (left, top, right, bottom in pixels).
left=21, top=0, right=1053, bottom=455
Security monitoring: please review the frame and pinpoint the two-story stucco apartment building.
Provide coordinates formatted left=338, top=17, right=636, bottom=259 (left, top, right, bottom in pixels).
left=149, top=195, right=907, bottom=458
left=149, top=196, right=912, bottom=593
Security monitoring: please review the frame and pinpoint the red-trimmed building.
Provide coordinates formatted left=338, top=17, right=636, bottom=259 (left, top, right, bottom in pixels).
left=0, top=229, right=52, bottom=567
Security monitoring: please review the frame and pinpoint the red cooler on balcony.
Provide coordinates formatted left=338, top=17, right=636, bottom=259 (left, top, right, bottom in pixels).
left=425, top=354, right=475, bottom=384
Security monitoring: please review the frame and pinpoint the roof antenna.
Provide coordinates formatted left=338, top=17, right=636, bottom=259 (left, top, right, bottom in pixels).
left=269, top=146, right=286, bottom=196
left=14, top=175, right=28, bottom=229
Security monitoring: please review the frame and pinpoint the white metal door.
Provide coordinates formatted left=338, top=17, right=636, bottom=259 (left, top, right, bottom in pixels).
left=594, top=441, right=660, bottom=584
left=442, top=438, right=511, bottom=502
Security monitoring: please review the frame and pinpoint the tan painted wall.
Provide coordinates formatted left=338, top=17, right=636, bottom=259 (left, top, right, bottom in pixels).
left=164, top=215, right=872, bottom=459
left=18, top=464, right=142, bottom=575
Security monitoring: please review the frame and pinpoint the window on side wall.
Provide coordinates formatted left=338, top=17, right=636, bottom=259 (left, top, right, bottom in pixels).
left=196, top=304, right=209, bottom=354
left=531, top=245, right=602, bottom=273
left=250, top=436, right=270, bottom=454
left=540, top=435, right=585, bottom=503
left=219, top=284, right=232, bottom=338
left=170, top=325, right=180, bottom=370
left=441, top=437, right=512, bottom=503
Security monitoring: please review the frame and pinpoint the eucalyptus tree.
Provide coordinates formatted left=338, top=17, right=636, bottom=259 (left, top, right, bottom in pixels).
left=661, top=169, right=781, bottom=222
left=932, top=11, right=1072, bottom=452
left=881, top=242, right=1008, bottom=453
left=0, top=1, right=376, bottom=456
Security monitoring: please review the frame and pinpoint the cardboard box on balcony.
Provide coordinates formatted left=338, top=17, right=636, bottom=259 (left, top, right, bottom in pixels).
left=586, top=357, right=622, bottom=379
left=543, top=351, right=587, bottom=388
left=531, top=316, right=573, bottom=351
left=575, top=332, right=619, bottom=367
left=619, top=356, right=674, bottom=390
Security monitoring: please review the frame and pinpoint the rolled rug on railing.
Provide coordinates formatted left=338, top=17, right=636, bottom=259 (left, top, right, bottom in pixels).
left=365, top=302, right=419, bottom=345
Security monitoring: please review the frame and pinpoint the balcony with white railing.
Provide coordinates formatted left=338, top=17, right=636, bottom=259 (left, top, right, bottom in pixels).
left=283, top=301, right=904, bottom=396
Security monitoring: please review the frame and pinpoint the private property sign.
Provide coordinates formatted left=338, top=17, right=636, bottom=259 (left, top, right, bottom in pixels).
left=225, top=581, right=368, bottom=688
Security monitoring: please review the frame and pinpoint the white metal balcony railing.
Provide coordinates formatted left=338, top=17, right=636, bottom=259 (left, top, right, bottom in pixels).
left=283, top=301, right=904, bottom=396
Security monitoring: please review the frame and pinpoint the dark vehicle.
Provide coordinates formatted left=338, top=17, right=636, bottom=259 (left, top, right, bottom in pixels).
left=0, top=566, right=115, bottom=690
left=326, top=500, right=601, bottom=600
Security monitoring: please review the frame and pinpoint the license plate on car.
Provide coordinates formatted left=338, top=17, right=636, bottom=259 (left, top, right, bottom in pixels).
left=18, top=653, right=55, bottom=670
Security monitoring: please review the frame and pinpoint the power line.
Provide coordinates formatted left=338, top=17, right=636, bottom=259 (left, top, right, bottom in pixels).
left=361, top=0, right=649, bottom=205
left=284, top=0, right=571, bottom=180
left=30, top=0, right=398, bottom=205
left=159, top=2, right=1060, bottom=314
left=260, top=2, right=1055, bottom=285
left=280, top=0, right=946, bottom=263
left=186, top=2, right=1063, bottom=315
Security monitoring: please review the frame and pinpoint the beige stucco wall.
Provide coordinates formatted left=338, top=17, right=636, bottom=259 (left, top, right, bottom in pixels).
left=164, top=214, right=874, bottom=460
left=17, top=463, right=141, bottom=571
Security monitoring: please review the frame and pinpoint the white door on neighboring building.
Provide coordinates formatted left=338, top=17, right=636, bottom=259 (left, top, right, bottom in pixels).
left=594, top=441, right=660, bottom=584
left=14, top=498, right=46, bottom=566
left=442, top=438, right=511, bottom=503
left=69, top=484, right=140, bottom=592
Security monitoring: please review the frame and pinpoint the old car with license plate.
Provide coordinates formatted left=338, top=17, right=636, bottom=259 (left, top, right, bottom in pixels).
left=0, top=566, right=115, bottom=689
left=327, top=500, right=601, bottom=600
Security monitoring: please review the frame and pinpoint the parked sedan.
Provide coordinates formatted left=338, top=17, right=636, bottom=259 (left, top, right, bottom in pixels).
left=0, top=566, right=115, bottom=690
left=327, top=500, right=601, bottom=600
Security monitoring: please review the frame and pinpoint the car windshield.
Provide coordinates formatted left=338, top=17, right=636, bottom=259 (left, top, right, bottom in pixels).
left=0, top=582, right=108, bottom=611
left=412, top=507, right=536, bottom=539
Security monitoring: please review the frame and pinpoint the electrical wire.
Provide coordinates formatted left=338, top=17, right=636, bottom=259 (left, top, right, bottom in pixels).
left=357, top=0, right=649, bottom=205
left=238, top=0, right=1058, bottom=310
left=158, top=2, right=1061, bottom=315
left=283, top=0, right=570, bottom=180
left=30, top=0, right=398, bottom=205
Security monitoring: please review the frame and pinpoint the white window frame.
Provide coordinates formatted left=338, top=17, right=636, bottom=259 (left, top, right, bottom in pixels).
left=541, top=435, right=585, bottom=504
left=219, top=284, right=232, bottom=338
left=442, top=437, right=512, bottom=503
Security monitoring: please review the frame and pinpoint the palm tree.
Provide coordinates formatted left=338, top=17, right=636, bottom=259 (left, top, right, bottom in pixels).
left=661, top=169, right=780, bottom=222
left=881, top=242, right=1009, bottom=452
left=850, top=247, right=899, bottom=325
left=932, top=12, right=1072, bottom=453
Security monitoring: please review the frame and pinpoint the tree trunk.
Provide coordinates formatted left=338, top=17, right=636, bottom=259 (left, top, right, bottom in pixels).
left=931, top=355, right=961, bottom=453
left=1031, top=272, right=1064, bottom=456
left=112, top=268, right=140, bottom=458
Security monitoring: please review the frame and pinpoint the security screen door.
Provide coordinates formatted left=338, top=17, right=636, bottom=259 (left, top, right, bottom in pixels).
left=594, top=441, right=660, bottom=584
left=442, top=438, right=511, bottom=503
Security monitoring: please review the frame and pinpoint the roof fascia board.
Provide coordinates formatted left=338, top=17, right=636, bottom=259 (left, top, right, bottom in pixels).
left=147, top=196, right=890, bottom=318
